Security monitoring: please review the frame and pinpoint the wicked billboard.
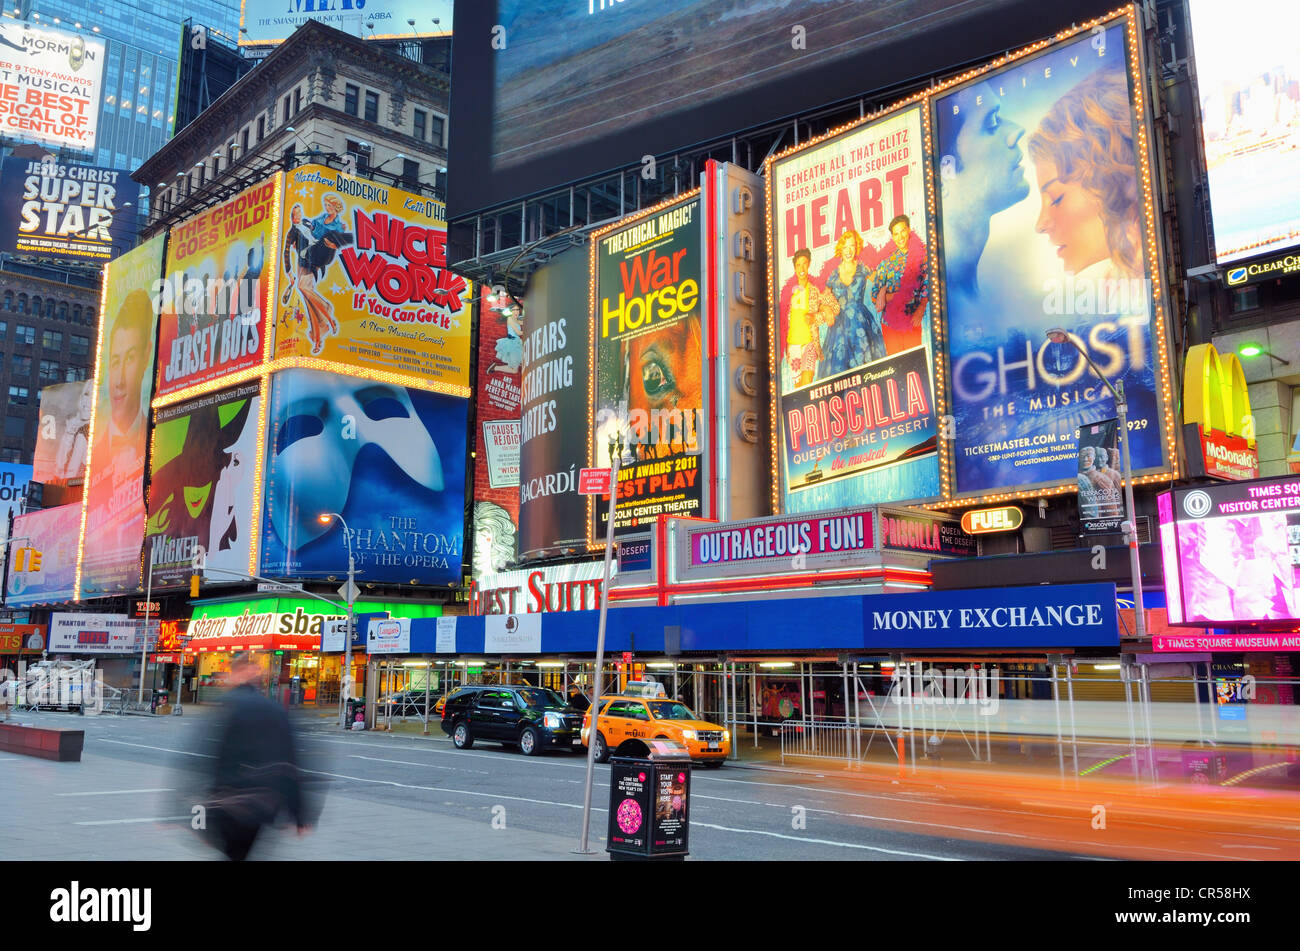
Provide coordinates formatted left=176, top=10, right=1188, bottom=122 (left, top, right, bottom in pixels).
left=933, top=12, right=1175, bottom=502
left=767, top=103, right=939, bottom=514
left=590, top=193, right=705, bottom=538
left=145, top=382, right=262, bottom=588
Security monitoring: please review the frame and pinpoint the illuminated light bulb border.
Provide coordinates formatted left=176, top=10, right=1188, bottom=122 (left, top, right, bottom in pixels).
left=76, top=252, right=116, bottom=602
left=586, top=188, right=704, bottom=546
left=263, top=172, right=283, bottom=374
left=248, top=373, right=269, bottom=578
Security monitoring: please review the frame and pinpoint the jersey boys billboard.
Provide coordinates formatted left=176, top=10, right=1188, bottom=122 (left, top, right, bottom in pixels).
left=767, top=105, right=939, bottom=513
left=933, top=14, right=1174, bottom=500
left=145, top=382, right=261, bottom=589
left=155, top=176, right=276, bottom=398
left=80, top=233, right=166, bottom=597
left=591, top=194, right=704, bottom=537
left=276, top=165, right=472, bottom=391
left=0, top=158, right=140, bottom=262
left=259, top=368, right=466, bottom=586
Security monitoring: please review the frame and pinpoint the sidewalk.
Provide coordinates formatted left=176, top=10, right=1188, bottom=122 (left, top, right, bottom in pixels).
left=0, top=742, right=601, bottom=861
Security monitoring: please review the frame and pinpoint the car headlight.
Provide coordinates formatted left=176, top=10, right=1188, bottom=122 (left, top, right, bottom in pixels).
left=682, top=730, right=696, bottom=741
left=544, top=712, right=563, bottom=729
left=723, top=730, right=731, bottom=742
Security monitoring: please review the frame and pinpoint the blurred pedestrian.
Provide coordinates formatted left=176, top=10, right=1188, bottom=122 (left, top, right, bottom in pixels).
left=202, top=654, right=317, bottom=860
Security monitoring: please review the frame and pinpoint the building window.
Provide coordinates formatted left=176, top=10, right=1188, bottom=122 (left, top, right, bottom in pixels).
left=257, top=115, right=265, bottom=142
left=283, top=94, right=291, bottom=123
left=1230, top=285, right=1261, bottom=313
left=16, top=295, right=26, bottom=315
left=430, top=114, right=445, bottom=147
left=4, top=416, right=24, bottom=439
left=345, top=140, right=371, bottom=174
left=413, top=108, right=426, bottom=141
left=42, top=330, right=62, bottom=350
left=401, top=158, right=419, bottom=189
left=241, top=128, right=250, bottom=153
left=39, top=359, right=60, bottom=384
left=7, top=386, right=27, bottom=404
left=283, top=144, right=296, bottom=167
left=65, top=366, right=86, bottom=382
left=0, top=320, right=6, bottom=338
left=364, top=90, right=379, bottom=124
left=71, top=334, right=89, bottom=357
left=344, top=84, right=359, bottom=117
left=0, top=448, right=19, bottom=464
left=11, top=355, right=30, bottom=377
left=15, top=324, right=34, bottom=345
left=49, top=300, right=58, bottom=318
left=294, top=88, right=302, bottom=114
left=2, top=292, right=11, bottom=311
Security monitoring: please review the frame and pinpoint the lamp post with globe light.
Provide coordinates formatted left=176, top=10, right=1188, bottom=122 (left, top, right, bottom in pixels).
left=318, top=512, right=358, bottom=729
left=1045, top=328, right=1145, bottom=640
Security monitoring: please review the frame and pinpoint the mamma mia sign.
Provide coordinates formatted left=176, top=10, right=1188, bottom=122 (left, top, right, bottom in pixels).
left=862, top=583, right=1120, bottom=649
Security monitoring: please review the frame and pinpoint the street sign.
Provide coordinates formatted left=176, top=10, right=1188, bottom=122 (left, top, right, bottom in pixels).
left=338, top=580, right=361, bottom=604
left=258, top=582, right=301, bottom=594
left=578, top=468, right=612, bottom=495
left=622, top=651, right=632, bottom=665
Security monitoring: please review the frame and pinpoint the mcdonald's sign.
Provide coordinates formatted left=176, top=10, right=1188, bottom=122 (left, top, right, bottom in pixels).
left=1183, top=344, right=1258, bottom=481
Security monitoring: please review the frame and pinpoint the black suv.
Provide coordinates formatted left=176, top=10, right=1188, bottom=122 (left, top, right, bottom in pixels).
left=440, top=685, right=584, bottom=756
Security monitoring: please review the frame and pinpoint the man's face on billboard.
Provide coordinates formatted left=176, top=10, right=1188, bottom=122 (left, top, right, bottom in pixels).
left=947, top=83, right=1029, bottom=214
left=108, top=322, right=147, bottom=433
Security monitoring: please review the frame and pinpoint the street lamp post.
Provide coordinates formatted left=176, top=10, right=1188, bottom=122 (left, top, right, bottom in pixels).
left=318, top=513, right=356, bottom=730
left=1046, top=329, right=1146, bottom=641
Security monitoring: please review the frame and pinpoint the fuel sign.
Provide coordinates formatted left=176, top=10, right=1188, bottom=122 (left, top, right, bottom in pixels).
left=960, top=506, right=1024, bottom=535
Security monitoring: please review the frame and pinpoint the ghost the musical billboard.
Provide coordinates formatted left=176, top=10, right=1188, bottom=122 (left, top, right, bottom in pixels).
left=590, top=194, right=705, bottom=538
left=79, top=233, right=165, bottom=597
left=767, top=104, right=939, bottom=513
left=145, top=382, right=261, bottom=588
left=259, top=368, right=466, bottom=585
left=934, top=13, right=1175, bottom=501
left=155, top=176, right=276, bottom=398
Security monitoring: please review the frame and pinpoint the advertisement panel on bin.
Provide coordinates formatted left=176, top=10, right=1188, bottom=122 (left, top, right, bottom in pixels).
left=145, top=382, right=261, bottom=588
left=259, top=368, right=466, bottom=586
left=276, top=164, right=472, bottom=389
left=155, top=176, right=276, bottom=397
left=80, top=233, right=166, bottom=596
left=934, top=15, right=1172, bottom=500
left=767, top=105, right=939, bottom=512
left=591, top=194, right=705, bottom=538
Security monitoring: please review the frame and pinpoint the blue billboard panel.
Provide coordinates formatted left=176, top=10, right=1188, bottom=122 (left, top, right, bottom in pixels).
left=259, top=368, right=467, bottom=585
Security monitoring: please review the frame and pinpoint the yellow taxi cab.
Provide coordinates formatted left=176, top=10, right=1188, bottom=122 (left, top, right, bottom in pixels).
left=580, top=682, right=729, bottom=767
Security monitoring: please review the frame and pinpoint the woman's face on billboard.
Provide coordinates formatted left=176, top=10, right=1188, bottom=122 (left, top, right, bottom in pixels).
left=1034, top=159, right=1108, bottom=274
left=628, top=319, right=702, bottom=415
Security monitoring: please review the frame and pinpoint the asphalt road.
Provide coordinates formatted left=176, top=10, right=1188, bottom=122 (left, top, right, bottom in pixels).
left=3, top=707, right=1105, bottom=861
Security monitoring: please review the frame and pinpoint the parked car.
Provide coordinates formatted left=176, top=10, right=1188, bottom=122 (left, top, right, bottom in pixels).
left=581, top=695, right=730, bottom=766
left=440, top=685, right=585, bottom=756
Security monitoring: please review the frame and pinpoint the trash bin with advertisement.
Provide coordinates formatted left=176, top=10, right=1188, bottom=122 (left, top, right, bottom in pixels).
left=346, top=697, right=366, bottom=729
left=150, top=688, right=169, bottom=714
left=607, top=738, right=692, bottom=861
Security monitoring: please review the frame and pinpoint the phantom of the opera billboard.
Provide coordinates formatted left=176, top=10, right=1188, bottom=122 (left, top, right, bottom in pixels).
left=155, top=175, right=277, bottom=398
left=933, top=11, right=1175, bottom=502
left=145, top=382, right=262, bottom=589
left=0, top=157, right=141, bottom=262
left=259, top=368, right=467, bottom=586
left=766, top=104, right=940, bottom=514
left=590, top=193, right=705, bottom=538
left=80, top=232, right=166, bottom=597
left=276, top=164, right=472, bottom=391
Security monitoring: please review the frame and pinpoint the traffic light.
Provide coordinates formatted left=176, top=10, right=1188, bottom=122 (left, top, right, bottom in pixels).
left=190, top=573, right=200, bottom=598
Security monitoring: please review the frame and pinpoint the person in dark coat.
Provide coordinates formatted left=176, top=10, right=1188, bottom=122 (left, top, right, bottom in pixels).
left=205, top=654, right=316, bottom=860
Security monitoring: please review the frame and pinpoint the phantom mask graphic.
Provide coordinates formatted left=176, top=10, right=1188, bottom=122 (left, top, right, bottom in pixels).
left=269, top=370, right=444, bottom=549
